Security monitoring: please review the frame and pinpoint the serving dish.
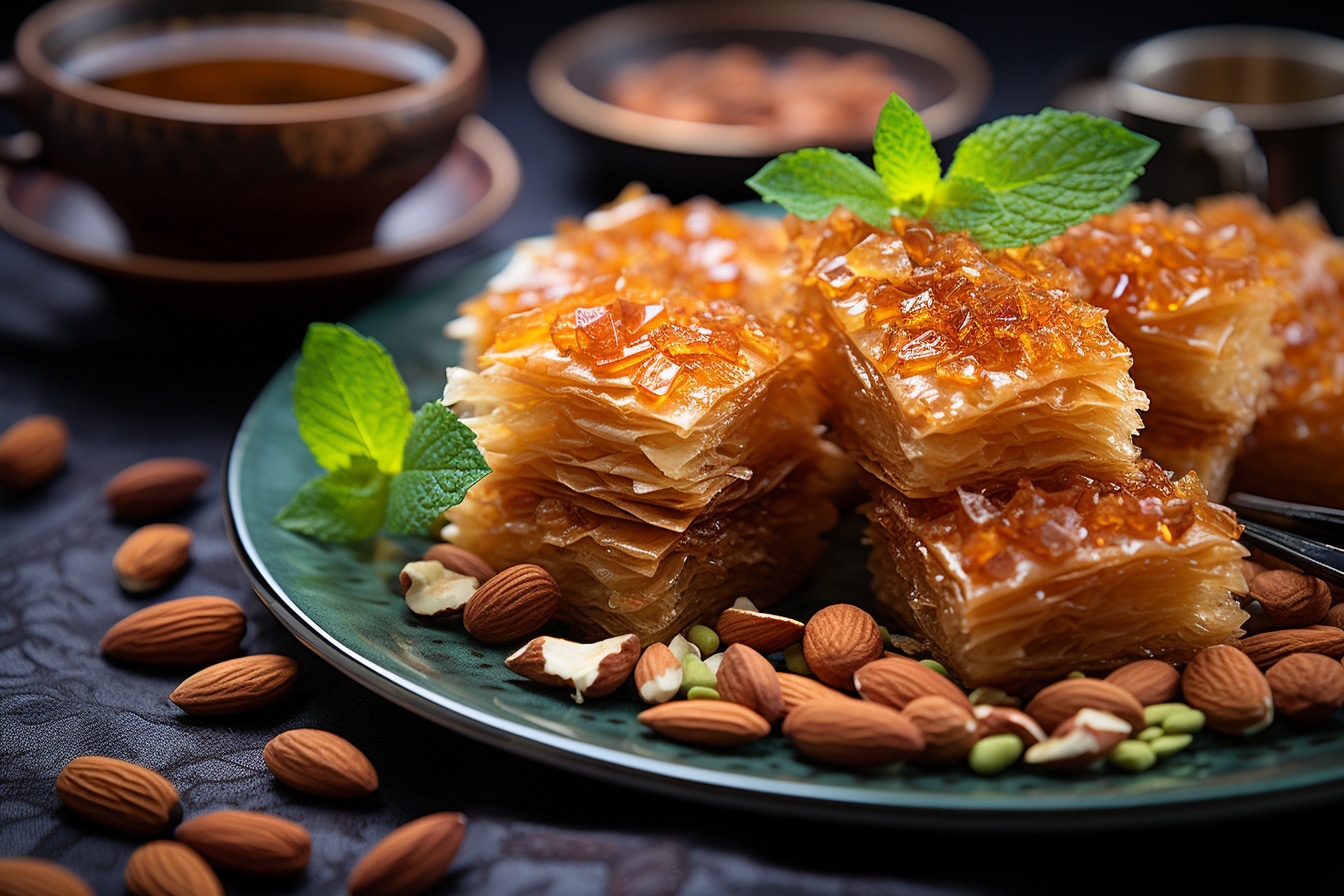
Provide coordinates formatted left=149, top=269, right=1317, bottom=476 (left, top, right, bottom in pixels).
left=225, top=241, right=1344, bottom=833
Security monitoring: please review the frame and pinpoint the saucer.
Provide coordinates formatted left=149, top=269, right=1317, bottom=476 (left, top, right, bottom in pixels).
left=0, top=115, right=520, bottom=290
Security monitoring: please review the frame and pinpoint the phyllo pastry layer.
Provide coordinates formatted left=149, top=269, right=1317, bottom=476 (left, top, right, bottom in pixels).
left=864, top=460, right=1249, bottom=692
left=1043, top=200, right=1292, bottom=501
left=788, top=208, right=1147, bottom=498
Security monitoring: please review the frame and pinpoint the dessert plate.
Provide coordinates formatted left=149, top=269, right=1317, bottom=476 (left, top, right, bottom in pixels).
left=224, top=247, right=1344, bottom=832
left=0, top=115, right=519, bottom=289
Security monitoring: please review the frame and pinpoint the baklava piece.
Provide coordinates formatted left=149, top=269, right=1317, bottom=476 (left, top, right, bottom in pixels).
left=864, top=460, right=1249, bottom=692
left=786, top=208, right=1148, bottom=498
left=1043, top=200, right=1292, bottom=502
left=1196, top=196, right=1344, bottom=508
left=441, top=221, right=842, bottom=644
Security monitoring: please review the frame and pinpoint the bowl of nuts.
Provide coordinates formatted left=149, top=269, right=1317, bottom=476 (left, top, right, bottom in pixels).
left=528, top=0, right=992, bottom=200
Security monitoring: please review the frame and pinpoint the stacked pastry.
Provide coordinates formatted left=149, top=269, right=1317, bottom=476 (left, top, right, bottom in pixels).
left=1041, top=200, right=1294, bottom=502
left=790, top=208, right=1249, bottom=690
left=441, top=192, right=844, bottom=644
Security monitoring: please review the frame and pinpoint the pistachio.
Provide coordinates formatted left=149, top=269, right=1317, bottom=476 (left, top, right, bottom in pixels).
left=967, top=733, right=1023, bottom=775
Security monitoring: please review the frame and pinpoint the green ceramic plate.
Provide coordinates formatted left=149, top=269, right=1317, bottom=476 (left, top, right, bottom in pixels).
left=224, top=247, right=1344, bottom=832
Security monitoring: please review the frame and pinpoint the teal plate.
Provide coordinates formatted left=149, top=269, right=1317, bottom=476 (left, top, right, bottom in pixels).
left=224, top=247, right=1344, bottom=832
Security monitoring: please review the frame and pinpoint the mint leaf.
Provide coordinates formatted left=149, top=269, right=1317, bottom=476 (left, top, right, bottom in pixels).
left=872, top=95, right=941, bottom=217
left=385, top=402, right=492, bottom=537
left=274, top=456, right=389, bottom=543
left=936, top=108, right=1159, bottom=247
left=292, top=322, right=413, bottom=474
left=746, top=147, right=893, bottom=228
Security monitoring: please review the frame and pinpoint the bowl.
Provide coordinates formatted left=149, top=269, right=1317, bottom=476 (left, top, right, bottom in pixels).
left=529, top=0, right=991, bottom=200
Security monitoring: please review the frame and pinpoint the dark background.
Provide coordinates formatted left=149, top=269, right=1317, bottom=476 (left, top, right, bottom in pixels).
left=4, top=2, right=1344, bottom=894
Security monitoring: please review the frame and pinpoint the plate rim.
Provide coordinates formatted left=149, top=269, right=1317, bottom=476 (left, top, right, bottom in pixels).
left=223, top=245, right=1344, bottom=833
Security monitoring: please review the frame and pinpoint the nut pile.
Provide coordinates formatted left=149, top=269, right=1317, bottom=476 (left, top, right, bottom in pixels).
left=0, top=413, right=468, bottom=896
left=405, top=545, right=1344, bottom=776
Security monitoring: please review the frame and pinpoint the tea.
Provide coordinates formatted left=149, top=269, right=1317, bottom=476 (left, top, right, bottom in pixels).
left=64, top=16, right=446, bottom=105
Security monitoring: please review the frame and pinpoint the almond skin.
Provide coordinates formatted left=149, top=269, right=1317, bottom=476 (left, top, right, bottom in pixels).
left=346, top=812, right=468, bottom=896
left=505, top=634, right=640, bottom=703
left=1182, top=644, right=1275, bottom=736
left=1248, top=569, right=1333, bottom=629
left=0, top=413, right=68, bottom=492
left=715, top=643, right=785, bottom=723
left=1264, top=652, right=1344, bottom=723
left=100, top=596, right=246, bottom=666
left=169, top=654, right=298, bottom=715
left=1236, top=625, right=1344, bottom=669
left=714, top=607, right=806, bottom=654
left=174, top=810, right=311, bottom=877
left=461, top=563, right=560, bottom=644
left=0, top=856, right=95, bottom=896
left=1023, top=677, right=1146, bottom=734
left=263, top=728, right=379, bottom=799
left=776, top=672, right=851, bottom=714
left=55, top=756, right=181, bottom=837
left=633, top=642, right=682, bottom=705
left=113, top=523, right=193, bottom=593
left=637, top=700, right=772, bottom=747
left=421, top=543, right=496, bottom=583
left=781, top=698, right=924, bottom=767
left=800, top=603, right=884, bottom=691
left=1103, top=659, right=1181, bottom=706
left=900, top=695, right=979, bottom=766
left=124, top=840, right=223, bottom=896
left=104, top=457, right=210, bottom=520
left=853, top=655, right=974, bottom=712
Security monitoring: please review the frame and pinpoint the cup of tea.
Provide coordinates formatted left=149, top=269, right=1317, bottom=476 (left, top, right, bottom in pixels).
left=1106, top=25, right=1344, bottom=231
left=0, top=0, right=486, bottom=261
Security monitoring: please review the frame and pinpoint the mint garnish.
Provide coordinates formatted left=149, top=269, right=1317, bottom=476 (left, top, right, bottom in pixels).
left=747, top=95, right=1158, bottom=249
left=276, top=322, right=490, bottom=543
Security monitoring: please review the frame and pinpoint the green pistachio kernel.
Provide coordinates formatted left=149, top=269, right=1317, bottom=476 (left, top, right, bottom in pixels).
left=783, top=642, right=811, bottom=676
left=1108, top=739, right=1157, bottom=773
left=686, top=624, right=720, bottom=656
left=878, top=625, right=893, bottom=649
left=1136, top=725, right=1165, bottom=742
left=1066, top=670, right=1086, bottom=679
left=919, top=659, right=949, bottom=677
left=1160, top=708, right=1206, bottom=735
left=1149, top=733, right=1194, bottom=759
left=679, top=654, right=717, bottom=697
left=685, top=686, right=720, bottom=700
left=1143, top=702, right=1190, bottom=726
left=967, top=734, right=1023, bottom=775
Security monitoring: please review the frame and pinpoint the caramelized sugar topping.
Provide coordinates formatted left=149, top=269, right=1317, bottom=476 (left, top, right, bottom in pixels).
left=791, top=210, right=1118, bottom=384
left=1046, top=200, right=1287, bottom=316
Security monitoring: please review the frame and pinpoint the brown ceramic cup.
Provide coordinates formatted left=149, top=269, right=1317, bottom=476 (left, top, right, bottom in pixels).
left=0, top=0, right=486, bottom=261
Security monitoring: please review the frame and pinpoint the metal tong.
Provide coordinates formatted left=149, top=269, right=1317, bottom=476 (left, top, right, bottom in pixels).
left=1224, top=492, right=1344, bottom=588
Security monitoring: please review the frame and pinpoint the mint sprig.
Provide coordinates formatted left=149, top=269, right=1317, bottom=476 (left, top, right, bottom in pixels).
left=275, top=322, right=490, bottom=543
left=747, top=95, right=1158, bottom=249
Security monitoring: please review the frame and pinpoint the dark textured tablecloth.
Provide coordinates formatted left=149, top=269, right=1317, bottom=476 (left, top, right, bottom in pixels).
left=4, top=2, right=1344, bottom=893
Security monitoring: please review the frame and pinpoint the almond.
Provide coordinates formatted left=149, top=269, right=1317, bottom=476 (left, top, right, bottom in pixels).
left=169, top=654, right=298, bottom=715
left=1023, top=677, right=1146, bottom=734
left=852, top=655, right=974, bottom=712
left=124, top=840, right=223, bottom=896
left=174, top=810, right=311, bottom=877
left=800, top=603, right=884, bottom=691
left=346, top=812, right=467, bottom=896
left=263, top=728, right=379, bottom=799
left=0, top=414, right=68, bottom=492
left=900, top=695, right=979, bottom=765
left=504, top=633, right=639, bottom=703
left=461, top=563, right=560, bottom=643
left=55, top=755, right=181, bottom=837
left=781, top=698, right=924, bottom=767
left=972, top=705, right=1047, bottom=746
left=1236, top=625, right=1344, bottom=669
left=113, top=523, right=193, bottom=593
left=1247, top=569, right=1333, bottom=629
left=99, top=596, right=246, bottom=666
left=1264, top=652, right=1344, bottom=723
left=0, top=857, right=94, bottom=896
left=399, top=561, right=476, bottom=618
left=421, top=543, right=496, bottom=583
left=1103, top=659, right=1181, bottom=706
left=776, top=672, right=851, bottom=714
left=715, top=643, right=785, bottom=723
left=1181, top=644, right=1275, bottom=736
left=633, top=642, right=682, bottom=705
left=104, top=457, right=210, bottom=520
left=637, top=699, right=772, bottom=747
left=1023, top=708, right=1132, bottom=772
left=714, top=607, right=806, bottom=654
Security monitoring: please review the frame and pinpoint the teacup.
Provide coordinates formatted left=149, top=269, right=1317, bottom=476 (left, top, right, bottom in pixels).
left=0, top=0, right=486, bottom=261
left=1106, top=25, right=1344, bottom=231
